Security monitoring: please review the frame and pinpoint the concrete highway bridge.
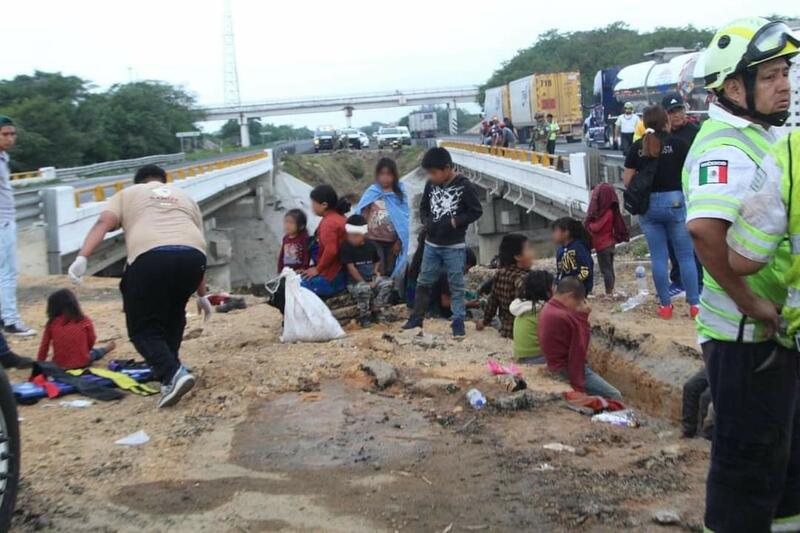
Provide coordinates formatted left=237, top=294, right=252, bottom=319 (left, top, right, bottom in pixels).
left=12, top=139, right=620, bottom=288
left=198, top=86, right=480, bottom=147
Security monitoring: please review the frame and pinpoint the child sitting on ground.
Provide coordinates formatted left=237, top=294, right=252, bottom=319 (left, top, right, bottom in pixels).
left=477, top=234, right=534, bottom=338
left=339, top=215, right=394, bottom=327
left=538, top=278, right=621, bottom=399
left=552, top=217, right=594, bottom=295
left=37, top=288, right=116, bottom=370
left=584, top=183, right=629, bottom=296
left=277, top=209, right=310, bottom=273
left=510, top=270, right=554, bottom=365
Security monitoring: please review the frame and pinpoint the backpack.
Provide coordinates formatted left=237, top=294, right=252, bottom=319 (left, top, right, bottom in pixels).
left=623, top=158, right=659, bottom=215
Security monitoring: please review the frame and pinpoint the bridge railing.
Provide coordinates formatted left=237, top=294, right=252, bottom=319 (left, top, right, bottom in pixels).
left=40, top=150, right=274, bottom=274
left=440, top=141, right=590, bottom=218
left=72, top=152, right=268, bottom=207
left=439, top=141, right=570, bottom=172
left=10, top=152, right=186, bottom=184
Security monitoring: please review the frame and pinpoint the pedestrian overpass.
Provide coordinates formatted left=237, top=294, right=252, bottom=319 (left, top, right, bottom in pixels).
left=198, top=86, right=480, bottom=147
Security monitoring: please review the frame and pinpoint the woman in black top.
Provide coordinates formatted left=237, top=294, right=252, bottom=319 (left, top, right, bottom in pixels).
left=623, top=105, right=699, bottom=320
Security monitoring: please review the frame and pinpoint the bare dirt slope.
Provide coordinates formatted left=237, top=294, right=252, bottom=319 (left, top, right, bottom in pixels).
left=281, top=148, right=424, bottom=200
left=6, top=271, right=708, bottom=532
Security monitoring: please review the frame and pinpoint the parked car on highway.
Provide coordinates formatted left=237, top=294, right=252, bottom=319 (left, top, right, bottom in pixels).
left=376, top=127, right=405, bottom=149
left=314, top=127, right=338, bottom=152
left=358, top=131, right=370, bottom=149
left=398, top=126, right=412, bottom=145
left=338, top=128, right=363, bottom=149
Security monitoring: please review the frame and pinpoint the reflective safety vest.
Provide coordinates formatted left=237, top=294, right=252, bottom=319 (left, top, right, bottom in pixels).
left=682, top=118, right=789, bottom=344
left=775, top=132, right=800, bottom=344
left=548, top=122, right=559, bottom=141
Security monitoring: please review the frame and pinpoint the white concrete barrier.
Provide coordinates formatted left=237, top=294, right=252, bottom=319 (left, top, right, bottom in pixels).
left=447, top=148, right=590, bottom=212
left=41, top=150, right=273, bottom=272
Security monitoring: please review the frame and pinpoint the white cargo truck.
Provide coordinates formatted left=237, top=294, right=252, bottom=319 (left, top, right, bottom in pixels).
left=408, top=112, right=438, bottom=138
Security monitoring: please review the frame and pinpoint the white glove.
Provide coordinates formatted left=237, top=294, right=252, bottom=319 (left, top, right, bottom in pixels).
left=68, top=256, right=88, bottom=284
left=196, top=295, right=213, bottom=322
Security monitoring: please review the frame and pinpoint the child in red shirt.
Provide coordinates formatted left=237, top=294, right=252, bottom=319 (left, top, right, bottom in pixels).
left=37, top=289, right=116, bottom=370
left=277, top=209, right=310, bottom=273
left=537, top=278, right=622, bottom=399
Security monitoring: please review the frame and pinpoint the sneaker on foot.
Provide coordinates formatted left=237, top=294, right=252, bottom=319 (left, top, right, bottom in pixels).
left=4, top=322, right=36, bottom=337
left=451, top=318, right=466, bottom=337
left=358, top=316, right=372, bottom=328
left=657, top=305, right=674, bottom=320
left=0, top=351, right=34, bottom=369
left=690, top=305, right=700, bottom=319
left=668, top=282, right=685, bottom=301
left=401, top=316, right=423, bottom=330
left=157, top=366, right=196, bottom=408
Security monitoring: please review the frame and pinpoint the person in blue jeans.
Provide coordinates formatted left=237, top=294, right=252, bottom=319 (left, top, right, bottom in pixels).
left=402, top=147, right=482, bottom=337
left=623, top=105, right=699, bottom=319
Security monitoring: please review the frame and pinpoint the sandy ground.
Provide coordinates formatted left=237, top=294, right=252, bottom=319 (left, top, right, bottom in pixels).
left=1, top=262, right=711, bottom=533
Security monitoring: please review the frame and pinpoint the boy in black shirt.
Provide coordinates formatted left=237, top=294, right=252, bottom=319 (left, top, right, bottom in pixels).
left=339, top=215, right=394, bottom=327
left=402, top=147, right=483, bottom=337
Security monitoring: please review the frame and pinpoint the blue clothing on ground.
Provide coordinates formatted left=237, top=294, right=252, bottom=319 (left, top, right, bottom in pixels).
left=416, top=245, right=466, bottom=321
left=638, top=190, right=699, bottom=306
left=355, top=183, right=410, bottom=277
left=556, top=240, right=594, bottom=295
left=301, top=271, right=347, bottom=298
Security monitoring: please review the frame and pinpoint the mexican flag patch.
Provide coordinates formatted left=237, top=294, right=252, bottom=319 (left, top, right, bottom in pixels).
left=699, top=160, right=729, bottom=185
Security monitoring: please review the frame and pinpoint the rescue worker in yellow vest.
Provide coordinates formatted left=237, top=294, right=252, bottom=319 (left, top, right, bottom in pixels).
left=545, top=113, right=559, bottom=155
left=683, top=17, right=800, bottom=533
left=728, top=131, right=800, bottom=533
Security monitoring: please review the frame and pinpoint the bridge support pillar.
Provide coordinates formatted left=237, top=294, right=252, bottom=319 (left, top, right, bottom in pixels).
left=239, top=115, right=251, bottom=148
left=344, top=106, right=354, bottom=128
left=448, top=100, right=458, bottom=136
left=474, top=193, right=552, bottom=264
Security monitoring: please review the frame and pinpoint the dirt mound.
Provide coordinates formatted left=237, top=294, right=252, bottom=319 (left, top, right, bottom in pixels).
left=281, top=147, right=424, bottom=200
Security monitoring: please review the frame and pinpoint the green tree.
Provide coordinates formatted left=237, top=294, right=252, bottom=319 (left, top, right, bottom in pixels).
left=0, top=71, right=89, bottom=170
left=98, top=81, right=202, bottom=159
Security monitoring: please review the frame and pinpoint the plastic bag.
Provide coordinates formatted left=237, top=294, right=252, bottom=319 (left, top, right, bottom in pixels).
left=591, top=409, right=641, bottom=428
left=279, top=268, right=346, bottom=343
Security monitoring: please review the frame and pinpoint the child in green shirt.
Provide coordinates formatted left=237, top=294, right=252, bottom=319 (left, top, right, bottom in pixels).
left=511, top=270, right=555, bottom=364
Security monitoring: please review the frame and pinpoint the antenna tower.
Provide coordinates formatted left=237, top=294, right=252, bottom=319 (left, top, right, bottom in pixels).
left=222, top=0, right=241, bottom=105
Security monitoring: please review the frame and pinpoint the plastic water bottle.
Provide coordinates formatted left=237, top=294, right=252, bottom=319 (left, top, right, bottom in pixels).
left=466, top=388, right=486, bottom=409
left=635, top=265, right=649, bottom=295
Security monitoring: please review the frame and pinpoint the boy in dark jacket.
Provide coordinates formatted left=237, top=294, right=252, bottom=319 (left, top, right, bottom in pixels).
left=402, top=147, right=483, bottom=337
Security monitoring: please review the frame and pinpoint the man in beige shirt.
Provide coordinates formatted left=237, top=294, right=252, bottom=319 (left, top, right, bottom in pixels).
left=69, top=164, right=209, bottom=408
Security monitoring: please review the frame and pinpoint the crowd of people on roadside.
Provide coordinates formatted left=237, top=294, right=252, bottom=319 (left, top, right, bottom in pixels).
left=479, top=114, right=561, bottom=155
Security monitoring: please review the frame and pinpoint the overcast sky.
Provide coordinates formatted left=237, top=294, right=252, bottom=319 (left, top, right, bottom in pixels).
left=3, top=1, right=798, bottom=130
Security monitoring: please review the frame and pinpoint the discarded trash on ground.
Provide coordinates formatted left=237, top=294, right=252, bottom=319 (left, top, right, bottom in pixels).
left=114, top=430, right=150, bottom=446
left=466, top=388, right=486, bottom=409
left=543, top=442, right=576, bottom=453
left=591, top=409, right=641, bottom=428
left=59, top=399, right=94, bottom=408
left=486, top=358, right=521, bottom=376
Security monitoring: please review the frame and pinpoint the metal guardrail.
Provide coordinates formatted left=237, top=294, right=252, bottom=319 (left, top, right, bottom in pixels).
left=10, top=152, right=186, bottom=182
left=13, top=189, right=43, bottom=227
left=439, top=141, right=569, bottom=172
left=73, top=152, right=269, bottom=207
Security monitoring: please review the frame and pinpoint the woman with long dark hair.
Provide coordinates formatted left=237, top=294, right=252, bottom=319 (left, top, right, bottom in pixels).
left=355, top=157, right=410, bottom=277
left=301, top=184, right=350, bottom=297
left=623, top=105, right=699, bottom=319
